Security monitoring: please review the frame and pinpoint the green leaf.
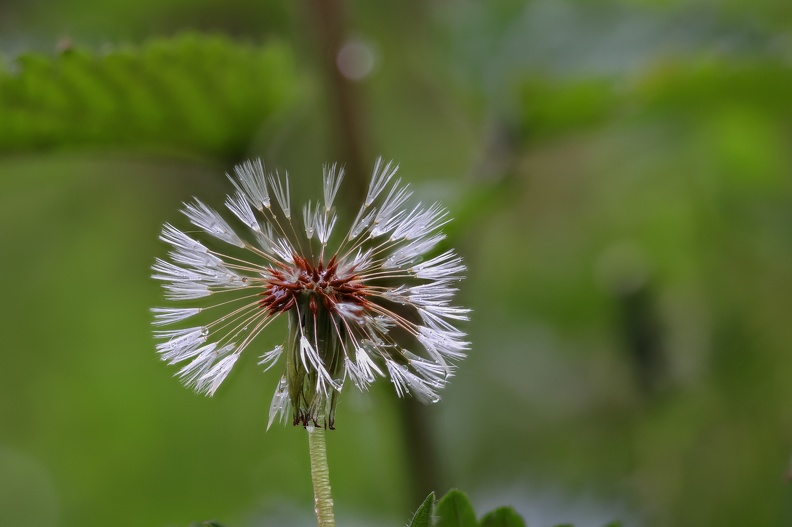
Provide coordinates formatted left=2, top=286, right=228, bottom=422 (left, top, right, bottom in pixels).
left=479, top=506, right=526, bottom=527
left=0, top=33, right=298, bottom=159
left=434, top=489, right=477, bottom=527
left=407, top=492, right=436, bottom=527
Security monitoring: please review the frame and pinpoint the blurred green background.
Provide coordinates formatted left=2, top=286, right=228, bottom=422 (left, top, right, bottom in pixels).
left=2, top=0, right=792, bottom=526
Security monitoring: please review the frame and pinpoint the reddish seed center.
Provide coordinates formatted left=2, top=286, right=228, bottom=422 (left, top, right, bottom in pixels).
left=258, top=254, right=367, bottom=316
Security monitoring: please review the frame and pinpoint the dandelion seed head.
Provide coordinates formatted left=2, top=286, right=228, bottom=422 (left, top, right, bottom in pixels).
left=152, top=158, right=469, bottom=429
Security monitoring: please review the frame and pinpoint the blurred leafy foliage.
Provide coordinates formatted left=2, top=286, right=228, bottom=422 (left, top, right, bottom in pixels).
left=458, top=47, right=792, bottom=527
left=516, top=59, right=792, bottom=143
left=0, top=33, right=298, bottom=159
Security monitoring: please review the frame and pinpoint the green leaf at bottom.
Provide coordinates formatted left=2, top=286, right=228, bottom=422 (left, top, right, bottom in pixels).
left=434, top=489, right=477, bottom=527
left=407, top=492, right=436, bottom=527
left=480, top=506, right=526, bottom=527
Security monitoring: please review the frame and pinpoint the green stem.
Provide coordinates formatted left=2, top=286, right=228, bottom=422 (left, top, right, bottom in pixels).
left=308, top=420, right=335, bottom=527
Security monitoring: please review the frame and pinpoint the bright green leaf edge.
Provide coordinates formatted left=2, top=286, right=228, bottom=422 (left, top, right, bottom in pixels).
left=0, top=33, right=299, bottom=159
left=408, top=491, right=436, bottom=527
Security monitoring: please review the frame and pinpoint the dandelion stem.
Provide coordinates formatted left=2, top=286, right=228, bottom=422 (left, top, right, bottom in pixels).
left=307, top=417, right=335, bottom=527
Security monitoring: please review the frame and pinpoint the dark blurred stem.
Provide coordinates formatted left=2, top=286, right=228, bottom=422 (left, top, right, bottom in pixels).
left=307, top=0, right=370, bottom=203
left=615, top=282, right=665, bottom=397
left=308, top=417, right=335, bottom=527
left=306, top=0, right=443, bottom=507
left=399, top=397, right=442, bottom=504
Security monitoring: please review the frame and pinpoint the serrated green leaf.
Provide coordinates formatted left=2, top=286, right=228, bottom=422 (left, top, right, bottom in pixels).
left=407, top=492, right=436, bottom=527
left=434, top=489, right=477, bottom=527
left=479, top=506, right=526, bottom=527
left=0, top=33, right=299, bottom=159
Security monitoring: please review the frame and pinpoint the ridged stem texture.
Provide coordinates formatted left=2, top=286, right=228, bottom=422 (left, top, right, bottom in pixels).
left=308, top=418, right=335, bottom=527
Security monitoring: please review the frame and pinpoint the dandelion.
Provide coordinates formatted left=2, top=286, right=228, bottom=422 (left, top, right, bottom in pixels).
left=152, top=158, right=469, bottom=430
